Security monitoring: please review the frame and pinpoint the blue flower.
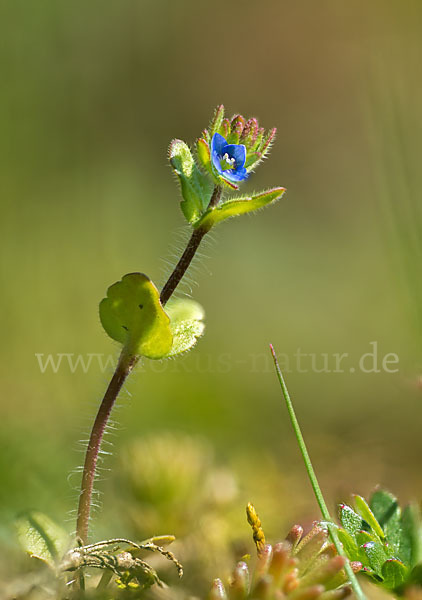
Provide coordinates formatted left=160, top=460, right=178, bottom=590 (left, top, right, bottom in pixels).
left=211, top=132, right=248, bottom=185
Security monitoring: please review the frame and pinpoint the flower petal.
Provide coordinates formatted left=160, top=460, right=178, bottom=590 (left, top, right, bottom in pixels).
left=211, top=150, right=224, bottom=176
left=211, top=132, right=228, bottom=156
left=222, top=166, right=249, bottom=183
left=223, top=144, right=246, bottom=168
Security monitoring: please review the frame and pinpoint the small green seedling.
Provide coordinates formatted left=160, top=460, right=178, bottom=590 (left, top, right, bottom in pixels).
left=338, top=489, right=422, bottom=595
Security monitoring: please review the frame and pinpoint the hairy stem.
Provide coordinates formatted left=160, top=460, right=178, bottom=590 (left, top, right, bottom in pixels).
left=160, top=186, right=222, bottom=305
left=76, top=349, right=139, bottom=543
left=76, top=186, right=222, bottom=544
left=270, top=344, right=367, bottom=600
left=160, top=227, right=207, bottom=306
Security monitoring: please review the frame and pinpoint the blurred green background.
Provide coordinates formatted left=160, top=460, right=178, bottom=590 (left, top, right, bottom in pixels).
left=1, top=0, right=422, bottom=584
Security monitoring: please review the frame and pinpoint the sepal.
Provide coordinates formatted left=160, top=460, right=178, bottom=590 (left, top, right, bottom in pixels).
left=200, top=106, right=278, bottom=183
left=208, top=104, right=225, bottom=138
left=246, top=128, right=277, bottom=172
left=196, top=137, right=212, bottom=174
left=169, top=139, right=213, bottom=224
left=219, top=118, right=230, bottom=138
left=171, top=106, right=284, bottom=225
left=226, top=114, right=246, bottom=144
left=240, top=118, right=259, bottom=147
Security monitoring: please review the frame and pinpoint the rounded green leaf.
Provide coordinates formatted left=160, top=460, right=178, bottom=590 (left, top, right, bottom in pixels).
left=381, top=559, right=408, bottom=590
left=99, top=273, right=173, bottom=359
left=15, top=511, right=69, bottom=568
left=356, top=531, right=388, bottom=576
left=164, top=298, right=205, bottom=357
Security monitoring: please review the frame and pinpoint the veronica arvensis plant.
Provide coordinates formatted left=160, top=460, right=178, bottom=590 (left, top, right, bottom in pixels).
left=75, top=105, right=285, bottom=549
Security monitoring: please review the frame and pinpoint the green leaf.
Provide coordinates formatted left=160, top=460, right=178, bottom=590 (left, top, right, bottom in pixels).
left=408, top=563, right=422, bottom=586
left=381, top=559, right=408, bottom=590
left=372, top=491, right=402, bottom=556
left=195, top=187, right=285, bottom=231
left=169, top=139, right=214, bottom=224
left=339, top=504, right=364, bottom=539
left=337, top=528, right=361, bottom=562
left=15, top=511, right=69, bottom=568
left=354, top=495, right=385, bottom=540
left=354, top=530, right=381, bottom=569
left=164, top=298, right=205, bottom=357
left=355, top=529, right=378, bottom=544
left=369, top=490, right=421, bottom=567
left=99, top=273, right=173, bottom=359
left=370, top=490, right=400, bottom=532
left=362, top=544, right=388, bottom=577
left=356, top=532, right=388, bottom=576
left=400, top=503, right=422, bottom=567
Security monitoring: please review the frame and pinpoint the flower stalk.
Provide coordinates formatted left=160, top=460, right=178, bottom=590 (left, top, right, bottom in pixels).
left=160, top=186, right=222, bottom=305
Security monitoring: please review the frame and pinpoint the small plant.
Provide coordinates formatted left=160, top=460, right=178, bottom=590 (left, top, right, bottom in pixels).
left=15, top=105, right=285, bottom=596
left=76, top=105, right=284, bottom=553
left=337, top=490, right=422, bottom=595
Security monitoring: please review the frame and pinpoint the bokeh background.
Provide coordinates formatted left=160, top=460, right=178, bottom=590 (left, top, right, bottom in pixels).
left=1, top=0, right=422, bottom=592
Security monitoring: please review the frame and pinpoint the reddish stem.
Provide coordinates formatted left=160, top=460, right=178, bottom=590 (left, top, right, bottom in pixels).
left=76, top=351, right=138, bottom=542
left=76, top=186, right=222, bottom=543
